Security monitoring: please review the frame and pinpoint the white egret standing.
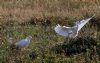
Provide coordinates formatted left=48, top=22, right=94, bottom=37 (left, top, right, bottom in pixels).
left=15, top=36, right=32, bottom=48
left=54, top=15, right=95, bottom=38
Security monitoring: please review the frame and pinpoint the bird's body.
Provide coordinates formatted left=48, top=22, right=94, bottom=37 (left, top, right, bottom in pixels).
left=15, top=36, right=32, bottom=48
left=16, top=39, right=29, bottom=47
left=55, top=24, right=78, bottom=38
left=54, top=15, right=94, bottom=38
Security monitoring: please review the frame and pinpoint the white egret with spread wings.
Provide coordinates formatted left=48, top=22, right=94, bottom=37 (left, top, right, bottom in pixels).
left=54, top=15, right=94, bottom=38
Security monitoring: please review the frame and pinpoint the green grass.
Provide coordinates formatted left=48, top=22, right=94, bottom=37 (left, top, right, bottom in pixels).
left=0, top=21, right=100, bottom=63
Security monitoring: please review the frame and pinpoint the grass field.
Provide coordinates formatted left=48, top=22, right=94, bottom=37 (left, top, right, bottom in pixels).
left=0, top=0, right=100, bottom=63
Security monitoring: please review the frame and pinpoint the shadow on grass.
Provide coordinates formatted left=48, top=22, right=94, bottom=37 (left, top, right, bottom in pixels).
left=90, top=17, right=100, bottom=31
left=51, top=36, right=99, bottom=58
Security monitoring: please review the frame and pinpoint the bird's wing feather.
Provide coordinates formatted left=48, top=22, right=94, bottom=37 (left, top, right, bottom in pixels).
left=54, top=24, right=71, bottom=37
left=75, top=17, right=93, bottom=31
left=16, top=39, right=28, bottom=47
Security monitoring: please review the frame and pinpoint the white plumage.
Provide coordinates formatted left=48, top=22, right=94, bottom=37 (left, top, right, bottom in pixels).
left=15, top=36, right=32, bottom=48
left=54, top=15, right=94, bottom=38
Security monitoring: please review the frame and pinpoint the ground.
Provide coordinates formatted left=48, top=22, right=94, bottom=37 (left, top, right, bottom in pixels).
left=0, top=0, right=100, bottom=63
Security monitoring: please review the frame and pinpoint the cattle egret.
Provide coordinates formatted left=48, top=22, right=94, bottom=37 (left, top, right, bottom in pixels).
left=15, top=36, right=32, bottom=48
left=54, top=15, right=94, bottom=38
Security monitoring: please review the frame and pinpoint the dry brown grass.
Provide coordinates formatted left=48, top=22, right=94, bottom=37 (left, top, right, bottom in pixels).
left=0, top=0, right=100, bottom=24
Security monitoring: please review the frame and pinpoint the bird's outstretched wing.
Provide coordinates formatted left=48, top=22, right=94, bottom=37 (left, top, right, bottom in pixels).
left=75, top=15, right=94, bottom=31
left=54, top=24, right=72, bottom=37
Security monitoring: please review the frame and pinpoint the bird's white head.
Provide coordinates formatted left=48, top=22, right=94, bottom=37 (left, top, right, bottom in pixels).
left=26, top=36, right=32, bottom=41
